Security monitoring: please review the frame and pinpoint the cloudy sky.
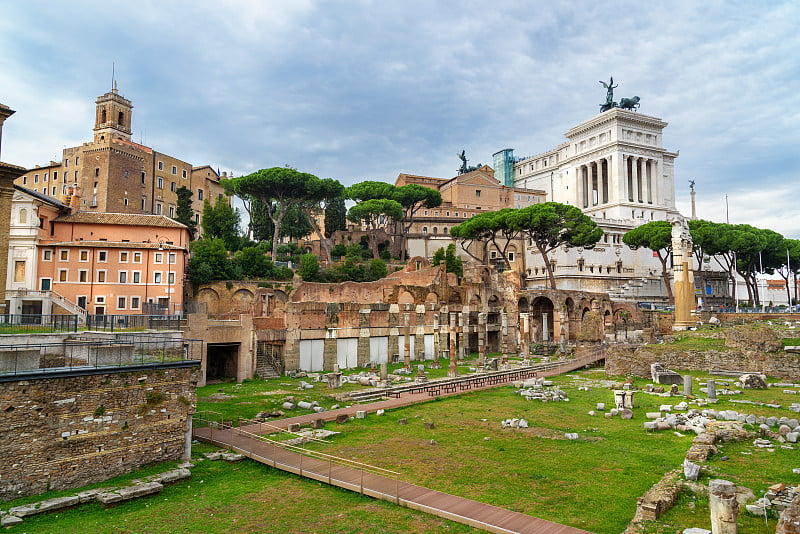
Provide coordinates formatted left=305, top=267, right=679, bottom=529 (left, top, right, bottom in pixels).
left=1, top=1, right=798, bottom=236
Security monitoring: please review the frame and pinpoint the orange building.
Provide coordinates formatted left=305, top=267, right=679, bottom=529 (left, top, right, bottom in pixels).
left=36, top=212, right=190, bottom=315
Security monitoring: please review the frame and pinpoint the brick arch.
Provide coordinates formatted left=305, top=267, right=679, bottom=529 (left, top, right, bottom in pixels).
left=197, top=288, right=220, bottom=315
left=398, top=290, right=415, bottom=305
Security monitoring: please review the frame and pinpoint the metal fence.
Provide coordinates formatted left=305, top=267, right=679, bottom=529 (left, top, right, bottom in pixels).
left=0, top=334, right=203, bottom=377
left=85, top=314, right=185, bottom=331
left=0, top=314, right=79, bottom=333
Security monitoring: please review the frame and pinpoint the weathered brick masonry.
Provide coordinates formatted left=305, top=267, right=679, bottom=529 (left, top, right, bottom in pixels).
left=0, top=364, right=200, bottom=501
left=605, top=346, right=800, bottom=380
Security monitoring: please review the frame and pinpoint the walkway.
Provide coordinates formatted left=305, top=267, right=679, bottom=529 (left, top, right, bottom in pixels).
left=193, top=424, right=590, bottom=534
left=193, top=355, right=602, bottom=533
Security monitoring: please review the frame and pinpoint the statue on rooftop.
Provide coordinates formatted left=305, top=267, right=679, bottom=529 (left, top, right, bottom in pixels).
left=599, top=77, right=618, bottom=112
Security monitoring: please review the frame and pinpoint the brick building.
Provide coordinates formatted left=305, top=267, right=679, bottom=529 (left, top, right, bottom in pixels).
left=395, top=166, right=546, bottom=270
left=36, top=212, right=190, bottom=315
left=15, top=85, right=229, bottom=235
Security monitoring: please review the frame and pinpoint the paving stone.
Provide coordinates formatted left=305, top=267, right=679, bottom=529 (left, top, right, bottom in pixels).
left=97, top=482, right=163, bottom=504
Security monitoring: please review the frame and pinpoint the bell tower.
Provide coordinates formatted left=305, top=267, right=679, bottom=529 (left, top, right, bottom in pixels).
left=93, top=81, right=133, bottom=143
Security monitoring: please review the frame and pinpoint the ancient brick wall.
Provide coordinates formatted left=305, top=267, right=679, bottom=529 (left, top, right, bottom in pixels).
left=604, top=345, right=800, bottom=380
left=0, top=365, right=200, bottom=501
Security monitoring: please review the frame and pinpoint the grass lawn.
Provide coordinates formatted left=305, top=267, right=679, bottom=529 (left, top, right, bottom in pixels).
left=7, top=361, right=799, bottom=534
left=8, top=443, right=477, bottom=534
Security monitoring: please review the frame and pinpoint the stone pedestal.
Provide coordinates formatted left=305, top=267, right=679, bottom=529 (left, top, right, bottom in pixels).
left=614, top=390, right=625, bottom=410
left=707, top=380, right=717, bottom=400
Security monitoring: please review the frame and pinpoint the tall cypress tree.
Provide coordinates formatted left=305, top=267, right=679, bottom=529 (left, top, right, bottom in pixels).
left=174, top=186, right=197, bottom=239
left=324, top=196, right=347, bottom=238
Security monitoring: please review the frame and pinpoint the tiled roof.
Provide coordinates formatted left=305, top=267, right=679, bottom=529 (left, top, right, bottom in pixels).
left=54, top=212, right=188, bottom=229
left=14, top=184, right=69, bottom=209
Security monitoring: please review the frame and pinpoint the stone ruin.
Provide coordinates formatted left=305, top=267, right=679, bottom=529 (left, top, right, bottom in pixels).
left=651, top=362, right=683, bottom=385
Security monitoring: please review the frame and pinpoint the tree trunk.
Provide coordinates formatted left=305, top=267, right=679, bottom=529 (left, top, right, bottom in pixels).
left=269, top=206, right=288, bottom=263
left=537, top=244, right=557, bottom=289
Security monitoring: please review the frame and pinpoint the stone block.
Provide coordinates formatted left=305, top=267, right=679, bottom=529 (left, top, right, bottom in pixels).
left=97, top=482, right=163, bottom=504
left=287, top=423, right=300, bottom=432
left=1, top=516, right=23, bottom=527
left=150, top=468, right=191, bottom=484
left=356, top=410, right=366, bottom=419
left=424, top=422, right=435, bottom=429
left=336, top=414, right=350, bottom=424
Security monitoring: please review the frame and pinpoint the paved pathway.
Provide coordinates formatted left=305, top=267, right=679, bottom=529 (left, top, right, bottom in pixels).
left=194, top=355, right=602, bottom=533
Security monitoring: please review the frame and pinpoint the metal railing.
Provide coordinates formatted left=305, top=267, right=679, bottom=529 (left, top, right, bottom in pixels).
left=0, top=314, right=79, bottom=333
left=194, top=411, right=402, bottom=503
left=85, top=314, right=185, bottom=331
left=0, top=335, right=203, bottom=377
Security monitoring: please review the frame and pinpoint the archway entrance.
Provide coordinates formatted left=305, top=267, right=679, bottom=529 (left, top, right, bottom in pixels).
left=530, top=297, right=555, bottom=342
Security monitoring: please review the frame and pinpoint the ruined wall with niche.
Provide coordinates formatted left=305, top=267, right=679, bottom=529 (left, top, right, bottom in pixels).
left=0, top=365, right=200, bottom=501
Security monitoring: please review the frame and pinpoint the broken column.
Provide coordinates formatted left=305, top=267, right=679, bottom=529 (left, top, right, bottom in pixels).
left=684, top=375, right=693, bottom=396
left=404, top=310, right=412, bottom=369
left=707, top=380, right=717, bottom=400
left=448, top=312, right=458, bottom=378
left=709, top=479, right=738, bottom=534
left=477, top=311, right=487, bottom=370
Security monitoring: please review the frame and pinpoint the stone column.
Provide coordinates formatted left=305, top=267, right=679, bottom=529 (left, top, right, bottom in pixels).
left=626, top=156, right=634, bottom=202
left=477, top=312, right=487, bottom=369
left=601, top=158, right=609, bottom=204
left=645, top=159, right=653, bottom=204
left=458, top=311, right=466, bottom=362
left=634, top=157, right=642, bottom=203
left=433, top=312, right=441, bottom=368
left=519, top=313, right=530, bottom=361
left=709, top=479, right=738, bottom=534
left=707, top=379, right=717, bottom=400
left=683, top=375, right=693, bottom=396
left=671, top=217, right=696, bottom=329
left=182, top=414, right=193, bottom=461
left=500, top=310, right=509, bottom=368
left=448, top=312, right=458, bottom=377
left=575, top=166, right=584, bottom=207
left=415, top=305, right=425, bottom=361
left=582, top=165, right=589, bottom=208
left=651, top=159, right=660, bottom=206
left=357, top=309, right=371, bottom=367
left=403, top=309, right=412, bottom=369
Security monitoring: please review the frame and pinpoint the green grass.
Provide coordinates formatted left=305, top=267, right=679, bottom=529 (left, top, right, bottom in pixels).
left=7, top=443, right=477, bottom=534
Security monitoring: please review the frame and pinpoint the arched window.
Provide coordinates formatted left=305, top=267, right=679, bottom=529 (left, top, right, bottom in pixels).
left=433, top=227, right=438, bottom=234
left=118, top=111, right=124, bottom=125
left=95, top=168, right=100, bottom=177
left=100, top=109, right=107, bottom=123
left=18, top=209, right=27, bottom=224
left=443, top=227, right=448, bottom=234
left=422, top=227, right=428, bottom=234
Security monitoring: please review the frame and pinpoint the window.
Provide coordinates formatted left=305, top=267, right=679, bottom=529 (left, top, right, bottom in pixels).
left=158, top=161, right=164, bottom=171
left=168, top=252, right=176, bottom=264
left=133, top=252, right=142, bottom=263
left=79, top=250, right=89, bottom=262
left=168, top=272, right=176, bottom=284
left=155, top=203, right=162, bottom=215
left=95, top=295, right=105, bottom=304
left=169, top=206, right=175, bottom=217
left=74, top=171, right=78, bottom=179
left=195, top=214, right=200, bottom=224
left=59, top=249, right=69, bottom=261
left=119, top=271, right=128, bottom=283
left=142, top=198, right=147, bottom=210
left=424, top=210, right=428, bottom=216
left=97, top=270, right=106, bottom=283
left=157, top=177, right=163, bottom=189
left=40, top=278, right=52, bottom=291
left=78, top=270, right=88, bottom=283
left=58, top=269, right=68, bottom=282
left=475, top=190, right=481, bottom=197
left=98, top=250, right=107, bottom=262
left=433, top=227, right=438, bottom=234
left=94, top=168, right=99, bottom=177
left=14, top=261, right=25, bottom=283
left=120, top=251, right=129, bottom=262
left=43, top=250, right=53, bottom=261
left=154, top=252, right=164, bottom=264
left=171, top=165, right=177, bottom=175
left=170, top=182, right=176, bottom=192
left=132, top=271, right=141, bottom=284
left=508, top=252, right=515, bottom=262
left=446, top=211, right=450, bottom=216
left=124, top=198, right=129, bottom=206
left=182, top=169, right=187, bottom=178
left=141, top=171, right=146, bottom=184
left=443, top=227, right=448, bottom=234
left=22, top=176, right=27, bottom=185
left=197, top=189, right=204, bottom=200
left=490, top=251, right=497, bottom=259
left=52, top=187, right=57, bottom=195
left=422, top=227, right=428, bottom=234
left=75, top=157, right=79, bottom=165
left=65, top=158, right=69, bottom=167
left=154, top=272, right=162, bottom=284
left=44, top=172, right=48, bottom=182
left=34, top=174, right=39, bottom=183
left=130, top=296, right=141, bottom=309
left=117, top=296, right=127, bottom=309
left=54, top=171, right=58, bottom=181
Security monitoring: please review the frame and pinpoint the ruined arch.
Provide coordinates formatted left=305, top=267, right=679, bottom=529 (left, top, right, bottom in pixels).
left=398, top=290, right=415, bottom=305
left=518, top=296, right=530, bottom=313
left=531, top=296, right=555, bottom=342
left=197, top=288, right=221, bottom=315
left=424, top=292, right=439, bottom=305
left=448, top=291, right=462, bottom=306
left=232, top=289, right=255, bottom=312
